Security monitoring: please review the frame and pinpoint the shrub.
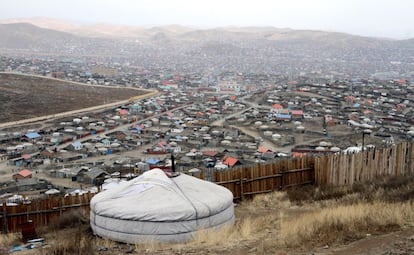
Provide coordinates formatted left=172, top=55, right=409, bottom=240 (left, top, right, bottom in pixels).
left=46, top=209, right=88, bottom=232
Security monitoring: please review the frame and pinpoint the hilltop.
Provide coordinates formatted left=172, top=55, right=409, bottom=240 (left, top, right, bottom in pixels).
left=0, top=17, right=398, bottom=44
left=1, top=18, right=412, bottom=75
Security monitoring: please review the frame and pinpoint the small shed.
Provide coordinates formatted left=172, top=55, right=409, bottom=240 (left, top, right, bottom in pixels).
left=223, top=156, right=241, bottom=167
left=13, top=169, right=33, bottom=180
left=68, top=141, right=83, bottom=151
left=291, top=110, right=304, bottom=120
left=24, top=132, right=41, bottom=140
left=77, top=168, right=108, bottom=185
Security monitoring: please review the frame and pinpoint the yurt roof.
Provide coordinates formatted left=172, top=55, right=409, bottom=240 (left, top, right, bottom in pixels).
left=90, top=169, right=234, bottom=243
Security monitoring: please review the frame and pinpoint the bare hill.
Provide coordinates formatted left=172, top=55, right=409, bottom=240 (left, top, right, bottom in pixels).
left=0, top=19, right=412, bottom=75
left=0, top=73, right=147, bottom=123
left=0, top=21, right=396, bottom=53
left=0, top=17, right=400, bottom=44
left=0, top=23, right=79, bottom=49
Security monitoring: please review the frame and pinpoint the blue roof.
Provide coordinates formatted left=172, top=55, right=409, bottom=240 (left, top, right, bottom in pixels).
left=72, top=141, right=82, bottom=147
left=276, top=114, right=291, bottom=119
left=146, top=158, right=160, bottom=165
left=25, top=132, right=41, bottom=139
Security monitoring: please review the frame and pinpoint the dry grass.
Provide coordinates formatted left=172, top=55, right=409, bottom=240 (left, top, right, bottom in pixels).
left=0, top=232, right=21, bottom=254
left=6, top=175, right=414, bottom=254
left=38, top=226, right=95, bottom=255
left=42, top=209, right=88, bottom=233
left=280, top=201, right=414, bottom=247
left=134, top=215, right=268, bottom=253
left=286, top=174, right=414, bottom=205
left=132, top=193, right=291, bottom=253
left=248, top=191, right=292, bottom=209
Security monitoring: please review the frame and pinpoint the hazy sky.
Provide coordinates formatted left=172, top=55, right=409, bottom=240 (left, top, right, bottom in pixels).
left=2, top=0, right=414, bottom=39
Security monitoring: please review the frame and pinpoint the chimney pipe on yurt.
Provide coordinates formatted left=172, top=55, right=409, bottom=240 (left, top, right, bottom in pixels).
left=168, top=152, right=180, bottom=177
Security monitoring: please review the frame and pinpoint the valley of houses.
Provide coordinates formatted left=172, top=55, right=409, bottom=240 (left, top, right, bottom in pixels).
left=1, top=74, right=413, bottom=202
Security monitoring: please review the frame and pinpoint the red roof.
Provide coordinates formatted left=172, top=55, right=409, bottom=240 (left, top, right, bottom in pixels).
left=22, top=154, right=32, bottom=160
left=257, top=146, right=272, bottom=153
left=223, top=157, right=239, bottom=167
left=291, top=110, right=304, bottom=115
left=272, top=104, right=283, bottom=109
left=203, top=150, right=218, bottom=157
left=293, top=152, right=307, bottom=157
left=162, top=80, right=175, bottom=85
left=17, top=169, right=32, bottom=177
left=119, top=109, right=129, bottom=116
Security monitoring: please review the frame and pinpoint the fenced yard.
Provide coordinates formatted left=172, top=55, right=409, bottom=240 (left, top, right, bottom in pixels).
left=1, top=142, right=413, bottom=233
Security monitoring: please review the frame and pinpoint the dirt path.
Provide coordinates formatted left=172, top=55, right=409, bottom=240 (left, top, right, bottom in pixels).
left=313, top=226, right=414, bottom=255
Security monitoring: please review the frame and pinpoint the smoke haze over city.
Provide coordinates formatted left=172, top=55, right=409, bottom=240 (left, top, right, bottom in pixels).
left=1, top=0, right=414, bottom=39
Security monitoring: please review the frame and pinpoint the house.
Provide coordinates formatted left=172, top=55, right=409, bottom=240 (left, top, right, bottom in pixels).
left=118, top=109, right=129, bottom=116
left=291, top=110, right=304, bottom=120
left=56, top=167, right=87, bottom=179
left=272, top=104, right=284, bottom=112
left=146, top=158, right=161, bottom=165
left=24, top=132, right=41, bottom=140
left=101, top=139, right=111, bottom=147
left=67, top=141, right=83, bottom=151
left=77, top=168, right=108, bottom=185
left=39, top=148, right=57, bottom=158
left=261, top=152, right=277, bottom=160
left=116, top=133, right=127, bottom=141
left=203, top=150, right=219, bottom=157
left=15, top=178, right=49, bottom=192
left=13, top=169, right=33, bottom=180
left=58, top=152, right=84, bottom=162
left=275, top=113, right=291, bottom=122
left=0, top=153, right=7, bottom=162
left=222, top=156, right=241, bottom=167
left=257, top=146, right=273, bottom=154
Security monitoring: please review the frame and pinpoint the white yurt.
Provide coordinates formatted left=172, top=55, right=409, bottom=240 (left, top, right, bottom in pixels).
left=296, top=125, right=305, bottom=131
left=330, top=146, right=341, bottom=152
left=221, top=140, right=231, bottom=145
left=73, top=118, right=82, bottom=124
left=272, top=133, right=282, bottom=140
left=263, top=131, right=272, bottom=137
left=319, top=141, right=332, bottom=147
left=90, top=169, right=234, bottom=243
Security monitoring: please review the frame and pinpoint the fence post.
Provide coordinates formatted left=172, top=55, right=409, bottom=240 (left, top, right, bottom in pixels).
left=59, top=197, right=63, bottom=216
left=240, top=177, right=244, bottom=201
left=280, top=170, right=284, bottom=190
left=2, top=203, right=8, bottom=234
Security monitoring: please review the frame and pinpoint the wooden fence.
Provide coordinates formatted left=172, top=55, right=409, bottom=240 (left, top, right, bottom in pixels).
left=314, top=142, right=414, bottom=185
left=214, top=156, right=315, bottom=200
left=213, top=142, right=414, bottom=197
left=1, top=193, right=94, bottom=234
left=2, top=142, right=414, bottom=233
